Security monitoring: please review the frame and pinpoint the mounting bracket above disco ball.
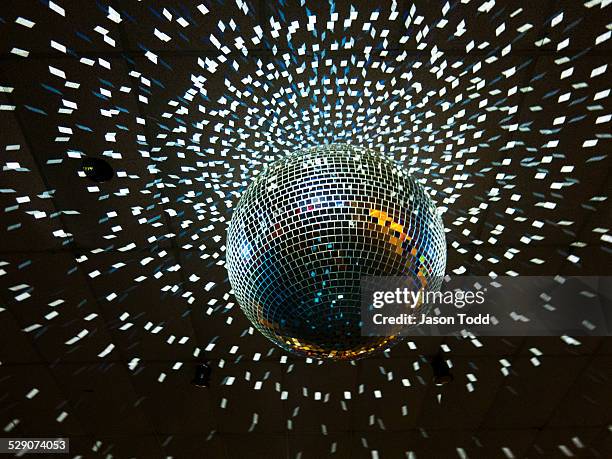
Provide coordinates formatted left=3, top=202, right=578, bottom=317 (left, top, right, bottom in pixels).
left=226, top=144, right=447, bottom=360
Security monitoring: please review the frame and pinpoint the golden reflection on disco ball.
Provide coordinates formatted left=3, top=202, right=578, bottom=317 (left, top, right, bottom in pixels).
left=226, top=144, right=447, bottom=360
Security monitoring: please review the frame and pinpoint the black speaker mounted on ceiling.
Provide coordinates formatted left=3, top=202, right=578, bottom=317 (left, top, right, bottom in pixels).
left=82, top=157, right=114, bottom=183
left=431, top=353, right=454, bottom=386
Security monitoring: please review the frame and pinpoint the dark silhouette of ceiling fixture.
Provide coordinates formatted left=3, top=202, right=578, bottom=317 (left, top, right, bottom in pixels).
left=431, top=353, right=453, bottom=386
left=191, top=363, right=212, bottom=388
left=82, top=157, right=114, bottom=182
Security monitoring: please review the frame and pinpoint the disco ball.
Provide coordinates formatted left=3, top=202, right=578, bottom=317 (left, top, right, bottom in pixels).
left=226, top=144, right=446, bottom=360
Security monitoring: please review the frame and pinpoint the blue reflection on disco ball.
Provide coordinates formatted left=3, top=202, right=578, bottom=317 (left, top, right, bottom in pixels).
left=226, top=144, right=447, bottom=360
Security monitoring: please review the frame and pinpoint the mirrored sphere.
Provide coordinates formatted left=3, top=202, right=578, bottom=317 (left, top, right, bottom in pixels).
left=226, top=144, right=447, bottom=360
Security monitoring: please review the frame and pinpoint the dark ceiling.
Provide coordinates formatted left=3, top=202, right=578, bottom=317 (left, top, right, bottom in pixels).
left=0, top=0, right=611, bottom=458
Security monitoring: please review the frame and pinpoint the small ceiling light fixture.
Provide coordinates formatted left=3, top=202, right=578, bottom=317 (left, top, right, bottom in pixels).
left=81, top=157, right=114, bottom=183
left=192, top=362, right=212, bottom=388
left=431, top=353, right=453, bottom=386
